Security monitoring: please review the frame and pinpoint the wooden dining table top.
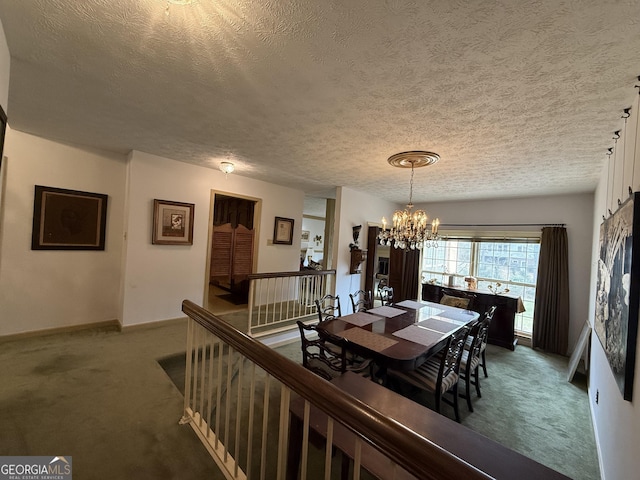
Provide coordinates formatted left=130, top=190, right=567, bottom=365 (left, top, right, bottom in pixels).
left=317, top=300, right=479, bottom=371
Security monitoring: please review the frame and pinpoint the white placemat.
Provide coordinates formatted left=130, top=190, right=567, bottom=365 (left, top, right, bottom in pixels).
left=392, top=325, right=446, bottom=347
left=395, top=300, right=428, bottom=309
left=367, top=305, right=406, bottom=318
left=340, top=312, right=383, bottom=327
left=437, top=309, right=476, bottom=323
left=417, top=317, right=464, bottom=333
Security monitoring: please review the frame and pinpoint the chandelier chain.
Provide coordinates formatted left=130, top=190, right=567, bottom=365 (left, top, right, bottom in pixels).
left=408, top=162, right=414, bottom=207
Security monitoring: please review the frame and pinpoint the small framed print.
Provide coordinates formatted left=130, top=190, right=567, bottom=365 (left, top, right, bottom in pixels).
left=301, top=230, right=310, bottom=242
left=273, top=216, right=294, bottom=245
left=152, top=199, right=195, bottom=245
left=31, top=185, right=108, bottom=250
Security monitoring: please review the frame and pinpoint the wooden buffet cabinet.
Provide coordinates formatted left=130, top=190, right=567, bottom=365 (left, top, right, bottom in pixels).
left=421, top=283, right=524, bottom=350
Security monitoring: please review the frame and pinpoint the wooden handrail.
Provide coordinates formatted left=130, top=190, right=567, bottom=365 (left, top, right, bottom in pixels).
left=247, top=269, right=336, bottom=280
left=182, top=299, right=492, bottom=480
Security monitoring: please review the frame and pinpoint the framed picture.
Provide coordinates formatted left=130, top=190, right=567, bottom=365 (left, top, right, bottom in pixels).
left=595, top=192, right=640, bottom=401
left=273, top=216, right=294, bottom=245
left=152, top=199, right=195, bottom=245
left=31, top=185, right=108, bottom=250
left=301, top=230, right=310, bottom=242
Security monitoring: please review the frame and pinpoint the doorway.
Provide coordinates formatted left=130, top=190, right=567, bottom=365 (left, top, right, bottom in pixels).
left=206, top=192, right=260, bottom=315
left=365, top=225, right=420, bottom=304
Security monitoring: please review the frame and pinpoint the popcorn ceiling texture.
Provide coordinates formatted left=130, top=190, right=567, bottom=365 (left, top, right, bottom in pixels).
left=0, top=0, right=639, bottom=203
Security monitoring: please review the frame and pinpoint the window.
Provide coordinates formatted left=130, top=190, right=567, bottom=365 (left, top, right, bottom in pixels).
left=421, top=233, right=540, bottom=336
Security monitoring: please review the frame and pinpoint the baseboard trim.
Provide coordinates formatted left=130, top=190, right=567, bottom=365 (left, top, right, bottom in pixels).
left=120, top=316, right=187, bottom=332
left=0, top=319, right=121, bottom=343
left=588, top=385, right=606, bottom=480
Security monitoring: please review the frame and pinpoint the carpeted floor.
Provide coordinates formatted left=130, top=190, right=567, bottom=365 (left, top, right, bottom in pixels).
left=0, top=320, right=224, bottom=480
left=0, top=314, right=599, bottom=480
left=159, top=322, right=599, bottom=480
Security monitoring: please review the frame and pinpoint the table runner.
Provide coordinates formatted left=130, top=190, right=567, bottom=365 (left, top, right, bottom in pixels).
left=340, top=312, right=383, bottom=327
left=392, top=325, right=446, bottom=347
left=367, top=305, right=406, bottom=317
left=341, top=328, right=398, bottom=352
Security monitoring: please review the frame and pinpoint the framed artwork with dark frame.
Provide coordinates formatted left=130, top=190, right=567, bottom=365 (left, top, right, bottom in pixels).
left=273, top=216, right=294, bottom=245
left=152, top=199, right=195, bottom=245
left=31, top=185, right=108, bottom=250
left=595, top=192, right=640, bottom=401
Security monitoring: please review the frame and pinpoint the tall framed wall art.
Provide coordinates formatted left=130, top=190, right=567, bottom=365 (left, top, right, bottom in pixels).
left=595, top=192, right=640, bottom=400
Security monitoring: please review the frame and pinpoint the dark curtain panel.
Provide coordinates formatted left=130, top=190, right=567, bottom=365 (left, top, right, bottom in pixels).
left=532, top=227, right=570, bottom=354
left=389, top=247, right=420, bottom=302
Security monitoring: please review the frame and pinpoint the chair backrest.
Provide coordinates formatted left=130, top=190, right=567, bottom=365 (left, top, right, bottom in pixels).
left=296, top=321, right=347, bottom=380
left=438, top=326, right=470, bottom=381
left=315, top=294, right=342, bottom=322
left=484, top=305, right=497, bottom=323
left=349, top=289, right=372, bottom=313
left=467, top=317, right=490, bottom=363
left=477, top=305, right=496, bottom=345
left=379, top=286, right=394, bottom=306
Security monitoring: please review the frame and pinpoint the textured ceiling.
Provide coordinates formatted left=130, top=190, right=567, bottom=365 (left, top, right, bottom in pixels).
left=1, top=0, right=639, bottom=205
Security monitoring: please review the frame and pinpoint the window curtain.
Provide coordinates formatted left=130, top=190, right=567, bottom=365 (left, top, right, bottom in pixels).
left=532, top=226, right=570, bottom=354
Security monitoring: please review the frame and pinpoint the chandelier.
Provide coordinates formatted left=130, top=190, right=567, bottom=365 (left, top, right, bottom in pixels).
left=378, top=151, right=441, bottom=250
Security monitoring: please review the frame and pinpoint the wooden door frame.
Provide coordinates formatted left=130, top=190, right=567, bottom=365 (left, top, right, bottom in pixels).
left=204, top=190, right=262, bottom=309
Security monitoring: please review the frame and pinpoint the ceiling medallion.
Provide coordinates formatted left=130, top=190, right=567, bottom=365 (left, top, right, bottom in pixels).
left=379, top=151, right=441, bottom=250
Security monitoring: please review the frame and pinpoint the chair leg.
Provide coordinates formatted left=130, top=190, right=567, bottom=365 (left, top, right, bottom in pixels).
left=481, top=350, right=488, bottom=377
left=452, top=384, right=461, bottom=423
left=474, top=366, right=482, bottom=398
left=465, top=374, right=474, bottom=412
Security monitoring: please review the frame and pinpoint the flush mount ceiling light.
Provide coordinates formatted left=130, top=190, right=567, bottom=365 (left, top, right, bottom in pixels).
left=378, top=151, right=441, bottom=250
left=219, top=161, right=235, bottom=175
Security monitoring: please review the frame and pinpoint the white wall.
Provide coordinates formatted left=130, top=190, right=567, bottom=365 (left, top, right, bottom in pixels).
left=333, top=187, right=398, bottom=311
left=0, top=131, right=127, bottom=336
left=417, top=193, right=594, bottom=353
left=120, top=150, right=304, bottom=326
left=588, top=93, right=640, bottom=480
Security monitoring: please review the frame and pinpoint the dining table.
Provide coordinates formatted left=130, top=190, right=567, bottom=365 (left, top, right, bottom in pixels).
left=317, top=299, right=480, bottom=372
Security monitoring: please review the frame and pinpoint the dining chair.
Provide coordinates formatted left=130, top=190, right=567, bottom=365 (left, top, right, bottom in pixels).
left=459, top=316, right=491, bottom=412
left=349, top=289, right=372, bottom=313
left=465, top=305, right=496, bottom=378
left=296, top=321, right=373, bottom=381
left=387, top=325, right=470, bottom=422
left=379, top=286, right=394, bottom=306
left=315, top=294, right=342, bottom=322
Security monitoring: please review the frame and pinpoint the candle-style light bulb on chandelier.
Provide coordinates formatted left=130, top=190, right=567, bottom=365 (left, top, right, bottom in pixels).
left=378, top=151, right=441, bottom=250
